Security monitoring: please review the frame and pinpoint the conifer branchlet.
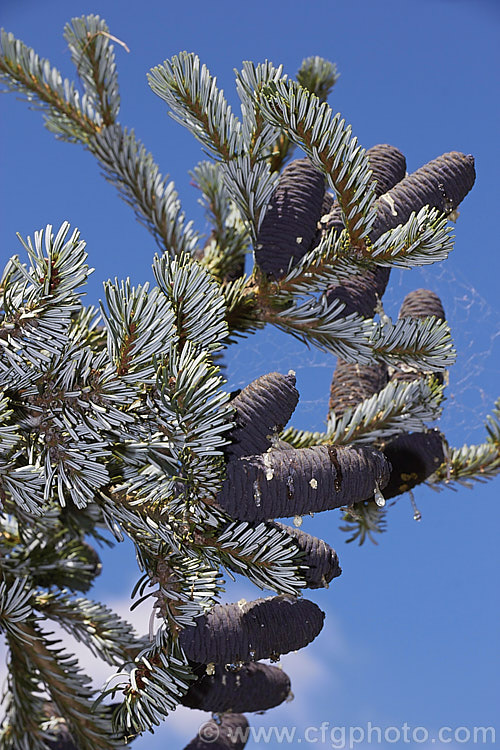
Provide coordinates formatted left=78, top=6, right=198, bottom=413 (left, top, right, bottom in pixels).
left=0, top=14, right=497, bottom=749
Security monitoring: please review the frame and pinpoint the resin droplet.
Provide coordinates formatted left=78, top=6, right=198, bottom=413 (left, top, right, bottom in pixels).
left=293, top=515, right=303, bottom=527
left=373, top=483, right=386, bottom=508
left=225, top=661, right=245, bottom=672
left=285, top=691, right=295, bottom=703
left=309, top=478, right=318, bottom=490
left=409, top=490, right=422, bottom=522
left=253, top=479, right=262, bottom=507
left=263, top=451, right=275, bottom=480
left=206, top=663, right=215, bottom=676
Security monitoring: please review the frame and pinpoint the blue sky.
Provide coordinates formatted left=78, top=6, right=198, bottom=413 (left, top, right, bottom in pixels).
left=1, top=1, right=499, bottom=748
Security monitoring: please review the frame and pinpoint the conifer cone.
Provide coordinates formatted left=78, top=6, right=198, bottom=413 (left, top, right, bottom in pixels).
left=269, top=521, right=342, bottom=588
left=323, top=151, right=473, bottom=321
left=226, top=371, right=299, bottom=460
left=216, top=444, right=390, bottom=522
left=392, top=288, right=446, bottom=385
left=184, top=714, right=249, bottom=750
left=318, top=143, right=407, bottom=237
left=179, top=595, right=325, bottom=665
left=398, top=288, right=446, bottom=321
left=371, top=151, right=475, bottom=241
left=255, top=158, right=326, bottom=278
left=367, top=143, right=409, bottom=195
left=381, top=429, right=445, bottom=498
left=325, top=265, right=391, bottom=318
left=182, top=661, right=291, bottom=713
left=329, top=360, right=389, bottom=416
left=46, top=730, right=77, bottom=750
left=321, top=145, right=405, bottom=318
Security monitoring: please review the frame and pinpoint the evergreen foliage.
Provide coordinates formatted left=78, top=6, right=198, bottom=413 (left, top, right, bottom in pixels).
left=0, top=14, right=498, bottom=748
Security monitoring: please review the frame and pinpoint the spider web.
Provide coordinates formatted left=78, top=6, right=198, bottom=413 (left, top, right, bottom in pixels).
left=223, top=263, right=500, bottom=449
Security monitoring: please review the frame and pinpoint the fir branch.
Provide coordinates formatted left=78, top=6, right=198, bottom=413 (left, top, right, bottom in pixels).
left=100, top=256, right=232, bottom=516
left=7, top=621, right=123, bottom=749
left=271, top=228, right=363, bottom=296
left=0, top=30, right=100, bottom=142
left=34, top=590, right=143, bottom=666
left=9, top=341, right=129, bottom=511
left=192, top=63, right=284, bottom=236
left=264, top=293, right=374, bottom=362
left=204, top=519, right=307, bottom=596
left=148, top=52, right=242, bottom=160
left=101, top=280, right=176, bottom=383
left=371, top=316, right=455, bottom=371
left=319, top=143, right=407, bottom=238
left=0, top=652, right=50, bottom=750
left=154, top=344, right=231, bottom=500
left=267, top=55, right=339, bottom=173
left=1, top=20, right=495, bottom=744
left=429, top=442, right=500, bottom=489
left=0, top=456, right=45, bottom=516
left=191, top=161, right=250, bottom=283
left=136, top=553, right=224, bottom=637
left=222, top=153, right=279, bottom=239
left=296, top=56, right=339, bottom=102
left=105, top=638, right=192, bottom=739
left=95, top=489, right=172, bottom=552
left=279, top=425, right=327, bottom=449
left=0, top=524, right=100, bottom=594
left=260, top=78, right=377, bottom=244
left=90, top=124, right=200, bottom=256
left=0, top=577, right=32, bottom=641
left=339, top=501, right=387, bottom=545
left=327, top=377, right=443, bottom=445
left=485, top=398, right=500, bottom=445
left=153, top=252, right=228, bottom=353
left=369, top=206, right=454, bottom=267
left=221, top=276, right=262, bottom=341
left=0, top=28, right=199, bottom=257
left=235, top=61, right=284, bottom=158
left=15, top=223, right=90, bottom=307
left=64, top=15, right=121, bottom=126
left=0, top=224, right=89, bottom=384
